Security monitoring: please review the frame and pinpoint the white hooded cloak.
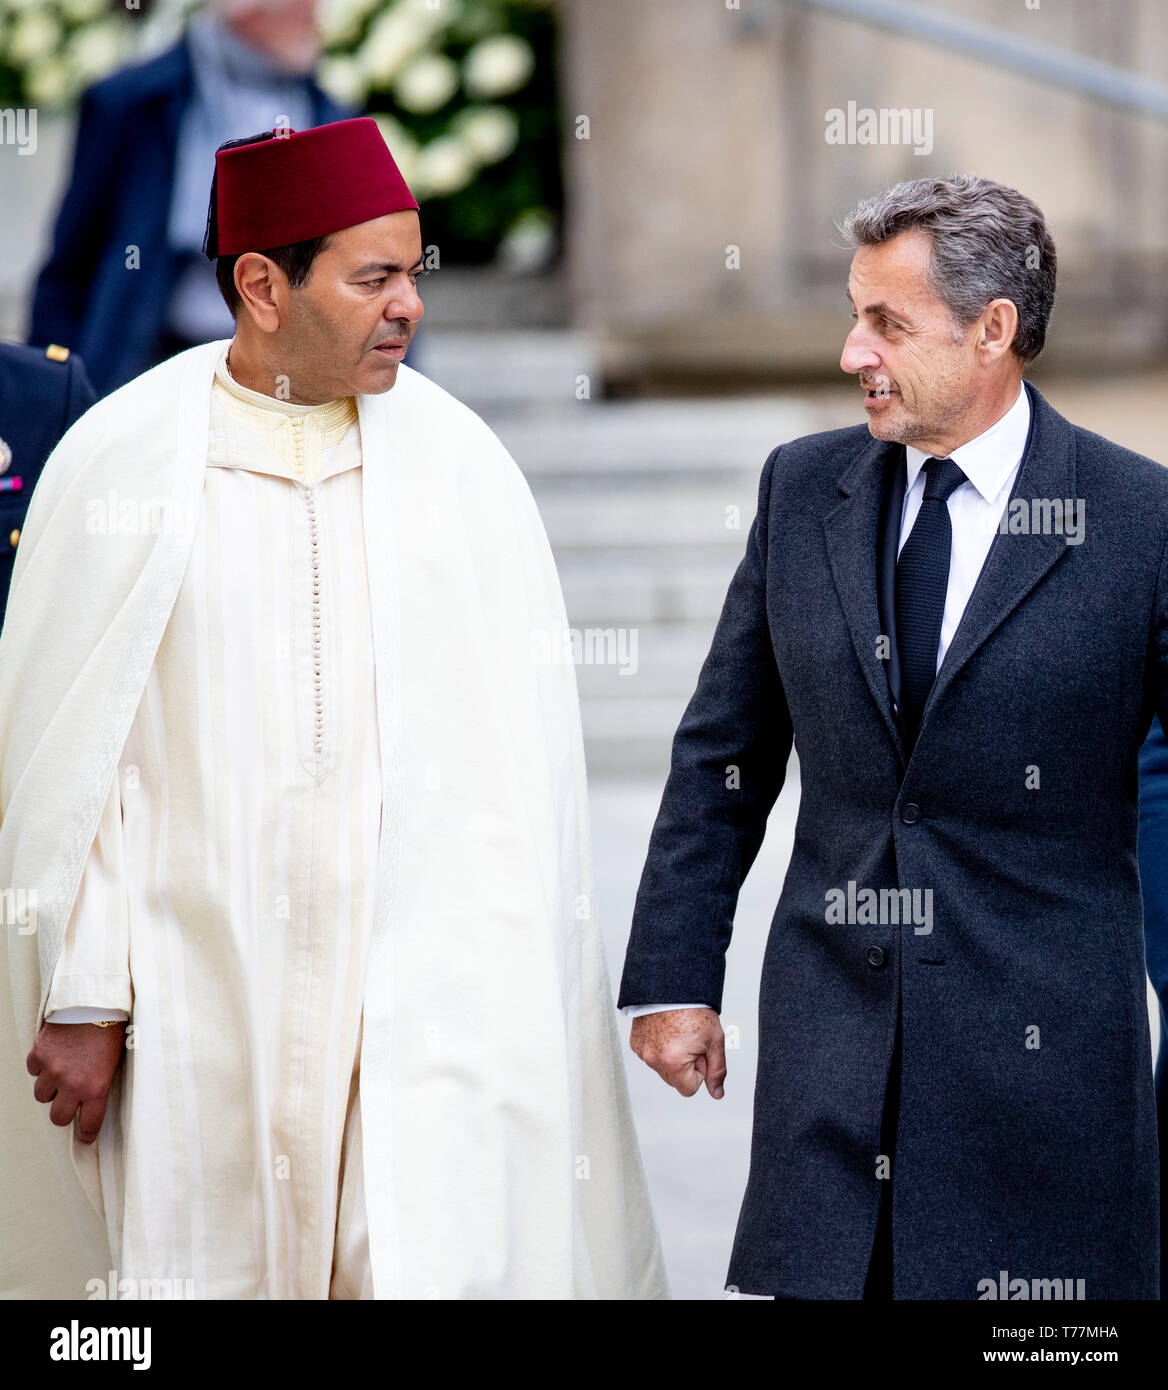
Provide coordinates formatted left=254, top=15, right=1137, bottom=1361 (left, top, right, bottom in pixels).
left=0, top=341, right=667, bottom=1300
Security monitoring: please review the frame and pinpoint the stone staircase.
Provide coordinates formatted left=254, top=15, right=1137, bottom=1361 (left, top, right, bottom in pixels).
left=421, top=329, right=844, bottom=777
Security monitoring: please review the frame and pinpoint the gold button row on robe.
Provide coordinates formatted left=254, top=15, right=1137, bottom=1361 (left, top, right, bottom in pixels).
left=306, top=485, right=324, bottom=756
left=291, top=417, right=305, bottom=481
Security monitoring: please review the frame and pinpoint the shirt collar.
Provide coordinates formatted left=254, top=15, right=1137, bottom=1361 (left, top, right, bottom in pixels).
left=188, top=11, right=309, bottom=88
left=904, top=381, right=1030, bottom=504
left=210, top=344, right=359, bottom=485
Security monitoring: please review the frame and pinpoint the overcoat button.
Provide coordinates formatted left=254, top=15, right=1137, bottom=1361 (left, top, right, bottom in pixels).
left=901, top=802, right=921, bottom=824
left=866, top=946, right=886, bottom=968
left=9, top=527, right=19, bottom=548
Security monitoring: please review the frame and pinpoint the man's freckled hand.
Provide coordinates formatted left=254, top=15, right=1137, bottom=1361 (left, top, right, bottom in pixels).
left=630, top=1007, right=726, bottom=1099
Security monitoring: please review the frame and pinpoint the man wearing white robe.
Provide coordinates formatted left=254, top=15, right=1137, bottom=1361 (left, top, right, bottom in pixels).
left=0, top=119, right=667, bottom=1300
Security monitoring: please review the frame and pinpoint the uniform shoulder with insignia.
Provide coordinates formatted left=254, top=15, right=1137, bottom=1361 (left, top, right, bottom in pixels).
left=0, top=339, right=95, bottom=620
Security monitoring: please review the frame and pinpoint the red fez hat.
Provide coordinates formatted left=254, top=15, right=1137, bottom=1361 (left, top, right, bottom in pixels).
left=210, top=118, right=419, bottom=256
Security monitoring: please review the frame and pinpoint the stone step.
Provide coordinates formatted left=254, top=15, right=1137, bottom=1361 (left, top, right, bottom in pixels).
left=557, top=557, right=738, bottom=627
left=532, top=485, right=763, bottom=549
left=570, top=626, right=730, bottom=776
left=567, top=623, right=711, bottom=693
left=490, top=396, right=817, bottom=479
left=419, top=328, right=599, bottom=408
left=579, top=696, right=691, bottom=779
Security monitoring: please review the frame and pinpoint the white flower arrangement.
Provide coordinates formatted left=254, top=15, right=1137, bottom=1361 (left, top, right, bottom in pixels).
left=412, top=132, right=476, bottom=198
left=321, top=2, right=543, bottom=221
left=58, top=0, right=107, bottom=23
left=498, top=205, right=555, bottom=272
left=8, top=11, right=62, bottom=67
left=463, top=33, right=534, bottom=99
left=0, top=0, right=136, bottom=109
left=67, top=20, right=123, bottom=82
left=316, top=53, right=368, bottom=108
left=394, top=51, right=459, bottom=114
left=451, top=104, right=519, bottom=165
left=318, top=0, right=385, bottom=50
left=352, top=2, right=450, bottom=87
left=0, top=0, right=556, bottom=262
left=25, top=55, right=71, bottom=108
left=371, top=111, right=419, bottom=183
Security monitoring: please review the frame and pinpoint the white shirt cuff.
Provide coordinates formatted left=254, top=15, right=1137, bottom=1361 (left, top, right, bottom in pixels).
left=45, top=1006, right=129, bottom=1024
left=621, top=1003, right=714, bottom=1017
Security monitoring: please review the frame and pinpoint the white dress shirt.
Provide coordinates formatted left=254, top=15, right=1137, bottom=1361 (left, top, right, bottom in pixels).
left=898, top=381, right=1030, bottom=671
left=623, top=382, right=1031, bottom=1018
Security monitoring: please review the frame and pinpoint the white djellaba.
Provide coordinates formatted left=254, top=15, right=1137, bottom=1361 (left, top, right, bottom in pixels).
left=0, top=340, right=669, bottom=1300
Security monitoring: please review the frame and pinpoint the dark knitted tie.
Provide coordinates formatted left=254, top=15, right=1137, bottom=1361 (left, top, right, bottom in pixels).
left=895, top=456, right=966, bottom=750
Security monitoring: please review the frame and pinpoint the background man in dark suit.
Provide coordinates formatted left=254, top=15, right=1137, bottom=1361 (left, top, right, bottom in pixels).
left=28, top=0, right=350, bottom=397
left=620, top=175, right=1164, bottom=1299
left=0, top=341, right=95, bottom=625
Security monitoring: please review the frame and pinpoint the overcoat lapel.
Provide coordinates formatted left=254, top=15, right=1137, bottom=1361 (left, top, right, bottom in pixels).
left=823, top=382, right=1074, bottom=766
left=824, top=436, right=906, bottom=763
left=916, top=382, right=1073, bottom=744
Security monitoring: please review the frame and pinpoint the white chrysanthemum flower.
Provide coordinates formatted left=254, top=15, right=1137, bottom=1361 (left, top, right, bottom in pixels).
left=463, top=34, right=534, bottom=100
left=357, top=9, right=432, bottom=86
left=25, top=55, right=76, bottom=108
left=394, top=52, right=458, bottom=114
left=317, top=54, right=368, bottom=107
left=452, top=105, right=518, bottom=165
left=499, top=207, right=555, bottom=272
left=8, top=11, right=61, bottom=65
left=371, top=111, right=420, bottom=187
left=58, top=0, right=107, bottom=23
left=412, top=134, right=475, bottom=199
left=397, top=0, right=463, bottom=28
left=67, top=22, right=124, bottom=82
left=318, top=0, right=380, bottom=48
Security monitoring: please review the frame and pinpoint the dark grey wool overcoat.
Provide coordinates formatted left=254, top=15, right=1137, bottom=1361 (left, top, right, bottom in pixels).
left=619, top=381, right=1163, bottom=1299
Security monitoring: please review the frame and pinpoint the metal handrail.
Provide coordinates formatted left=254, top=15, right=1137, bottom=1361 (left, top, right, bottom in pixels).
left=739, top=0, right=1168, bottom=122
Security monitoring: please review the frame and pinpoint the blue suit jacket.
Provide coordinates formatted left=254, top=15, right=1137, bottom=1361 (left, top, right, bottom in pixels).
left=28, top=36, right=349, bottom=397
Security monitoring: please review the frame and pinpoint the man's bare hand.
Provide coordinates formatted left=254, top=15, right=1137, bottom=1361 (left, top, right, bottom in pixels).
left=630, top=1007, right=726, bottom=1099
left=26, top=1022, right=126, bottom=1144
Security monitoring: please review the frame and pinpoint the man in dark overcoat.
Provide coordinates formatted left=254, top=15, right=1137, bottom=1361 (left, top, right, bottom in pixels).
left=620, top=174, right=1164, bottom=1300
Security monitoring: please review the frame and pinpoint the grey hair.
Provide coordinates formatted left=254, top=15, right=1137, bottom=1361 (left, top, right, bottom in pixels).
left=837, top=174, right=1057, bottom=362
